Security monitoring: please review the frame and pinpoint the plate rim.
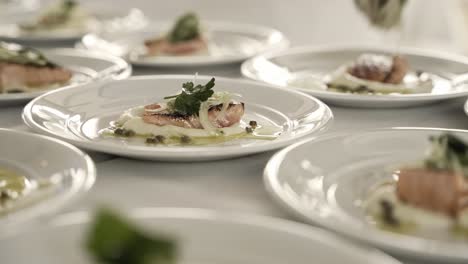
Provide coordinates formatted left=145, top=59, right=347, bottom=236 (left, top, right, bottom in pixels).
left=241, top=44, right=468, bottom=102
left=263, top=127, right=468, bottom=262
left=0, top=128, right=96, bottom=232
left=10, top=207, right=400, bottom=264
left=22, top=74, right=333, bottom=161
left=0, top=47, right=132, bottom=103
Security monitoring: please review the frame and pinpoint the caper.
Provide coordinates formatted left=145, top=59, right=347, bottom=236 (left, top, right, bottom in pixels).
left=146, top=137, right=157, bottom=144
left=245, top=127, right=253, bottom=134
left=155, top=135, right=166, bottom=143
left=380, top=199, right=399, bottom=226
left=249, top=120, right=257, bottom=129
left=114, top=128, right=125, bottom=135
left=123, top=130, right=135, bottom=137
left=180, top=135, right=191, bottom=144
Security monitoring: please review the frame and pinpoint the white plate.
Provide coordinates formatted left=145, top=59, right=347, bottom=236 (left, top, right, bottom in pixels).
left=0, top=48, right=131, bottom=106
left=0, top=207, right=400, bottom=264
left=0, top=21, right=100, bottom=45
left=79, top=21, right=289, bottom=67
left=22, top=75, right=332, bottom=161
left=264, top=128, right=468, bottom=263
left=242, top=45, right=468, bottom=108
left=0, top=128, right=95, bottom=234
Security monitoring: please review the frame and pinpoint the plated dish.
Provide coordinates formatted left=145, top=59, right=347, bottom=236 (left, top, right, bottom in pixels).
left=242, top=45, right=468, bottom=108
left=0, top=42, right=131, bottom=105
left=0, top=207, right=400, bottom=264
left=264, top=128, right=468, bottom=263
left=101, top=77, right=279, bottom=146
left=0, top=41, right=72, bottom=94
left=0, top=0, right=100, bottom=43
left=22, top=75, right=332, bottom=161
left=79, top=13, right=289, bottom=67
left=0, top=128, right=95, bottom=234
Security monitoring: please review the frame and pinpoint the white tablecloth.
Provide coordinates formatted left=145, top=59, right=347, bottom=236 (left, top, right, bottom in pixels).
left=3, top=1, right=468, bottom=263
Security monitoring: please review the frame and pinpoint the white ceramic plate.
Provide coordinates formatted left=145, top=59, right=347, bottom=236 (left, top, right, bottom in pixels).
left=242, top=45, right=468, bottom=108
left=79, top=21, right=289, bottom=67
left=0, top=128, right=95, bottom=235
left=264, top=128, right=468, bottom=263
left=22, top=75, right=332, bottom=161
left=0, top=21, right=100, bottom=45
left=0, top=48, right=131, bottom=106
left=0, top=207, right=400, bottom=264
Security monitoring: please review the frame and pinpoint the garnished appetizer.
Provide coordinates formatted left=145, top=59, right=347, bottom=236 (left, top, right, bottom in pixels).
left=325, top=53, right=433, bottom=94
left=144, top=12, right=207, bottom=56
left=101, top=77, right=279, bottom=145
left=0, top=41, right=72, bottom=93
left=19, top=0, right=95, bottom=34
left=87, top=208, right=177, bottom=264
left=366, top=134, right=468, bottom=239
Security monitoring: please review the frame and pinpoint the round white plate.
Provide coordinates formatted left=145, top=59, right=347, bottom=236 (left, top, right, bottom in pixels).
left=22, top=75, right=332, bottom=161
left=242, top=45, right=468, bottom=108
left=0, top=207, right=400, bottom=264
left=264, top=128, right=468, bottom=263
left=79, top=21, right=289, bottom=67
left=0, top=128, right=95, bottom=234
left=0, top=48, right=131, bottom=105
left=0, top=21, right=100, bottom=45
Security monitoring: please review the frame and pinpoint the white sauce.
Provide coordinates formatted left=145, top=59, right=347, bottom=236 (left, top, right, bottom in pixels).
left=366, top=184, right=453, bottom=231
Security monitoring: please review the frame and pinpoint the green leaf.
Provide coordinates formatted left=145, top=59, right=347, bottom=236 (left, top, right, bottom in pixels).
left=168, top=13, right=201, bottom=43
left=0, top=42, right=56, bottom=67
left=425, top=133, right=468, bottom=177
left=164, top=77, right=216, bottom=116
left=86, top=208, right=177, bottom=264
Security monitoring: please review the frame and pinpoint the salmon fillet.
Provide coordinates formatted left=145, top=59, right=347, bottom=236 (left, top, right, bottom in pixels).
left=396, top=168, right=468, bottom=216
left=142, top=102, right=244, bottom=129
left=0, top=63, right=72, bottom=91
left=144, top=37, right=207, bottom=56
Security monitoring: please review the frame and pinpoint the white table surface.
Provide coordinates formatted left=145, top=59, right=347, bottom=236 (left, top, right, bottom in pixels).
left=3, top=0, right=468, bottom=263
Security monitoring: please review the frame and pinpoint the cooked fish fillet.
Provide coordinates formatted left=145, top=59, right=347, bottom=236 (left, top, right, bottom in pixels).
left=0, top=63, right=72, bottom=91
left=142, top=102, right=244, bottom=129
left=396, top=168, right=468, bottom=216
left=347, top=54, right=408, bottom=84
left=144, top=37, right=207, bottom=56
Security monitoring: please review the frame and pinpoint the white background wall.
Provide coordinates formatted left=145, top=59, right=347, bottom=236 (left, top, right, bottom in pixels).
left=73, top=0, right=458, bottom=51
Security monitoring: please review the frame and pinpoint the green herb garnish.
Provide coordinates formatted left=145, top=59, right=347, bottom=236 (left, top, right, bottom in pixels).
left=86, top=208, right=177, bottom=264
left=167, top=12, right=201, bottom=43
left=424, top=133, right=468, bottom=177
left=0, top=42, right=56, bottom=67
left=164, top=77, right=215, bottom=116
left=354, top=0, right=408, bottom=29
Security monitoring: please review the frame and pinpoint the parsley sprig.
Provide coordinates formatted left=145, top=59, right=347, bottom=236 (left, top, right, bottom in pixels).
left=425, top=133, right=468, bottom=177
left=164, top=78, right=215, bottom=116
